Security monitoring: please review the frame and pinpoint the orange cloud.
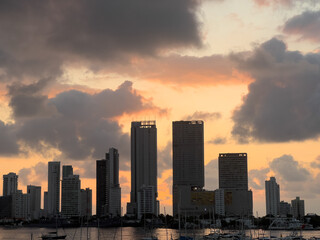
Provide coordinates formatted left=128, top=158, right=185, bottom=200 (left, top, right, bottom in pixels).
left=97, top=54, right=253, bottom=87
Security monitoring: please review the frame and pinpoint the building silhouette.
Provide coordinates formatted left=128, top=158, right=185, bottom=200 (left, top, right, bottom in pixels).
left=279, top=200, right=291, bottom=217
left=3, top=172, right=18, bottom=196
left=61, top=165, right=81, bottom=217
left=80, top=188, right=92, bottom=217
left=48, top=161, right=60, bottom=217
left=218, top=153, right=252, bottom=216
left=265, top=177, right=280, bottom=217
left=96, top=148, right=121, bottom=217
left=291, top=196, right=305, bottom=219
left=127, top=121, right=158, bottom=218
left=27, top=185, right=41, bottom=220
left=172, top=120, right=204, bottom=217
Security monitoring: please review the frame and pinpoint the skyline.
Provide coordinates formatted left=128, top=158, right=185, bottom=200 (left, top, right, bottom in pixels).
left=0, top=120, right=312, bottom=217
left=1, top=0, right=320, bottom=216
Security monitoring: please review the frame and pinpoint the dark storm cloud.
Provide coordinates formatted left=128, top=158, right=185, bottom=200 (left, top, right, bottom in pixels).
left=231, top=38, right=320, bottom=143
left=0, top=81, right=164, bottom=168
left=8, top=78, right=56, bottom=118
left=184, top=111, right=221, bottom=121
left=0, top=121, right=19, bottom=155
left=283, top=11, right=320, bottom=42
left=0, top=0, right=202, bottom=82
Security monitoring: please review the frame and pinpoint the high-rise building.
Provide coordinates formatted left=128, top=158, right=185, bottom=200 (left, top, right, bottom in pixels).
left=62, top=165, right=73, bottom=178
left=172, top=120, right=204, bottom=217
left=107, top=148, right=121, bottom=217
left=291, top=197, right=305, bottom=219
left=48, top=161, right=60, bottom=217
left=0, top=195, right=13, bottom=218
left=96, top=148, right=121, bottom=217
left=279, top=201, right=291, bottom=217
left=61, top=165, right=81, bottom=217
left=137, top=185, right=157, bottom=219
left=172, top=121, right=204, bottom=187
left=3, top=172, right=18, bottom=196
left=27, top=185, right=41, bottom=220
left=127, top=121, right=157, bottom=218
left=215, top=189, right=225, bottom=216
left=219, top=153, right=248, bottom=190
left=44, top=191, right=48, bottom=217
left=80, top=188, right=92, bottom=217
left=265, top=177, right=280, bottom=217
left=96, top=159, right=107, bottom=217
left=12, top=190, right=28, bottom=219
left=218, top=153, right=252, bottom=217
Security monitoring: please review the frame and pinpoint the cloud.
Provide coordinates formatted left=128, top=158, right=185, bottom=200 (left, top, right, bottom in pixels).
left=283, top=11, right=320, bottom=43
left=104, top=54, right=251, bottom=86
left=0, top=121, right=19, bottom=155
left=0, top=81, right=165, bottom=167
left=269, top=155, right=310, bottom=182
left=249, top=168, right=270, bottom=190
left=252, top=0, right=319, bottom=8
left=310, top=156, right=320, bottom=169
left=253, top=0, right=294, bottom=7
left=250, top=155, right=320, bottom=198
left=231, top=38, right=320, bottom=143
left=204, top=159, right=218, bottom=190
left=184, top=111, right=221, bottom=121
left=0, top=0, right=203, bottom=82
left=18, top=162, right=47, bottom=186
left=158, top=142, right=172, bottom=177
left=208, top=137, right=227, bottom=145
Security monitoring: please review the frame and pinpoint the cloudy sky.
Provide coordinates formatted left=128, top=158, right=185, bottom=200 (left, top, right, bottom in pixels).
left=1, top=0, right=320, bottom=216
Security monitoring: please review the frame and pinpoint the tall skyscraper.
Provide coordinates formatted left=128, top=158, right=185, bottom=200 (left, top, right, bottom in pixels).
left=96, top=159, right=107, bottom=217
left=219, top=153, right=248, bottom=190
left=27, top=185, right=41, bottom=220
left=61, top=165, right=81, bottom=217
left=127, top=121, right=158, bottom=218
left=291, top=196, right=305, bottom=219
left=107, top=148, right=121, bottom=217
left=172, top=120, right=204, bottom=216
left=218, top=153, right=252, bottom=216
left=12, top=190, right=28, bottom=219
left=48, top=161, right=60, bottom=217
left=62, top=165, right=73, bottom=178
left=265, top=177, right=280, bottom=217
left=3, top=172, right=18, bottom=196
left=80, top=188, right=92, bottom=217
left=96, top=148, right=121, bottom=217
left=44, top=191, right=48, bottom=217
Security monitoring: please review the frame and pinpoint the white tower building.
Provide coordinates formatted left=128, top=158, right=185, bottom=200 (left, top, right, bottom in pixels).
left=265, top=177, right=280, bottom=216
left=127, top=121, right=158, bottom=218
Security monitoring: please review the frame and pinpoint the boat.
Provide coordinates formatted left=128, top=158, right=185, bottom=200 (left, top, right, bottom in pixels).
left=40, top=231, right=67, bottom=239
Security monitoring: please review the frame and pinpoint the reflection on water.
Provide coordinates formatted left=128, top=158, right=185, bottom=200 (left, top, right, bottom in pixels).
left=0, top=227, right=320, bottom=240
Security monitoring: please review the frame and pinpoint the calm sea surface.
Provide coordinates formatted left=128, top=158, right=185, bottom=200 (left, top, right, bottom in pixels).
left=0, top=227, right=320, bottom=240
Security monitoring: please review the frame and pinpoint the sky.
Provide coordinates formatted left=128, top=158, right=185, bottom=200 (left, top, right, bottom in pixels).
left=1, top=0, right=320, bottom=216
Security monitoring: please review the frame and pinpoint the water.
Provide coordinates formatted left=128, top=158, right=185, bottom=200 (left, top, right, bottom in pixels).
left=0, top=227, right=320, bottom=240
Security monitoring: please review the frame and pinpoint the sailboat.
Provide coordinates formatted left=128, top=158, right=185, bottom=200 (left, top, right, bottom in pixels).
left=41, top=216, right=67, bottom=240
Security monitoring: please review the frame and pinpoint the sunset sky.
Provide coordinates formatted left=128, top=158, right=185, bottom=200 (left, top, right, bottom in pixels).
left=1, top=0, right=320, bottom=216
